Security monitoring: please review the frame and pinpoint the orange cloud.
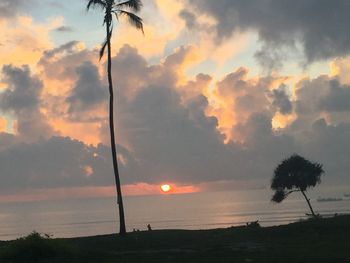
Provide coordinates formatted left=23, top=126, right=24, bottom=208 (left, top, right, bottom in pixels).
left=330, top=57, right=350, bottom=84
left=206, top=68, right=292, bottom=142
left=0, top=117, right=7, bottom=132
left=0, top=16, right=58, bottom=69
left=112, top=24, right=179, bottom=58
left=155, top=0, right=183, bottom=18
left=109, top=0, right=185, bottom=58
left=50, top=119, right=103, bottom=146
left=83, top=165, right=94, bottom=177
left=168, top=46, right=202, bottom=86
left=33, top=42, right=108, bottom=146
left=272, top=112, right=297, bottom=129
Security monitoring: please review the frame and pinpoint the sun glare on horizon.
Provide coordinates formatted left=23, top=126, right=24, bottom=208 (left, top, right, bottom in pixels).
left=160, top=184, right=172, bottom=193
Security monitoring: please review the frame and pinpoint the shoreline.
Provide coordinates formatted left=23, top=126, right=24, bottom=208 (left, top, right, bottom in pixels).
left=1, top=211, right=349, bottom=242
left=0, top=215, right=349, bottom=262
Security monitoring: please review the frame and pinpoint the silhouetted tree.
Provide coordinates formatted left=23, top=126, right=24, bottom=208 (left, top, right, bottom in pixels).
left=86, top=0, right=144, bottom=236
left=271, top=154, right=324, bottom=217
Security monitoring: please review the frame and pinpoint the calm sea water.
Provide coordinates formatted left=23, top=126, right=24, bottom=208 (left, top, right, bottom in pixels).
left=0, top=186, right=349, bottom=240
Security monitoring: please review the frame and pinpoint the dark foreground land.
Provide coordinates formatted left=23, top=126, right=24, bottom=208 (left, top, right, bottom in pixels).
left=0, top=215, right=349, bottom=263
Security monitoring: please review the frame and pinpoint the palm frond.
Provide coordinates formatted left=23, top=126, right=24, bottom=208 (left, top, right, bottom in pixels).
left=117, top=10, right=144, bottom=33
left=99, top=38, right=108, bottom=60
left=115, top=0, right=142, bottom=12
left=87, top=0, right=106, bottom=11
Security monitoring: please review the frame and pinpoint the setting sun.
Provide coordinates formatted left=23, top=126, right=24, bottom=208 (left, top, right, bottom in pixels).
left=160, top=184, right=171, bottom=193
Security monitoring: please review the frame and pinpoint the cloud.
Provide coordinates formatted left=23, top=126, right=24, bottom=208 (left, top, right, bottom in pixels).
left=39, top=42, right=97, bottom=94
left=299, top=119, right=350, bottom=182
left=66, top=61, right=107, bottom=115
left=320, top=80, right=350, bottom=112
left=0, top=65, right=41, bottom=111
left=0, top=136, right=113, bottom=190
left=97, top=0, right=187, bottom=58
left=291, top=76, right=350, bottom=131
left=0, top=132, right=17, bottom=151
left=0, top=0, right=35, bottom=19
left=1, top=41, right=350, bottom=195
left=211, top=67, right=285, bottom=140
left=105, top=45, right=297, bottom=184
left=108, top=45, right=350, bottom=187
left=42, top=41, right=81, bottom=60
left=179, top=9, right=197, bottom=29
left=119, top=86, right=233, bottom=183
left=110, top=44, right=199, bottom=102
left=0, top=65, right=53, bottom=140
left=184, top=0, right=350, bottom=63
left=178, top=73, right=212, bottom=101
left=254, top=48, right=285, bottom=72
left=110, top=45, right=149, bottom=100
left=270, top=84, right=293, bottom=115
left=233, top=112, right=297, bottom=174
left=36, top=41, right=104, bottom=145
left=54, top=26, right=74, bottom=32
left=38, top=41, right=95, bottom=82
left=331, top=57, right=350, bottom=84
left=0, top=118, right=6, bottom=132
left=0, top=16, right=54, bottom=67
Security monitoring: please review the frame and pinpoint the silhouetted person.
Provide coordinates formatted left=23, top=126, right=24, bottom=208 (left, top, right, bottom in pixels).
left=147, top=224, right=152, bottom=231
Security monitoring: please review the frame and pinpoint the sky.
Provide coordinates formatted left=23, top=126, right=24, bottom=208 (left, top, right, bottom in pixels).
left=0, top=0, right=350, bottom=201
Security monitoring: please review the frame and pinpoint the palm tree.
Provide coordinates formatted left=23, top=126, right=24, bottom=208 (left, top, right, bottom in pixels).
left=271, top=154, right=324, bottom=217
left=86, top=0, right=144, bottom=236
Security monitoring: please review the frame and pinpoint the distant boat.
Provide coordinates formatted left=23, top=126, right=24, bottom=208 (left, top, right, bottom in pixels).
left=317, top=197, right=343, bottom=202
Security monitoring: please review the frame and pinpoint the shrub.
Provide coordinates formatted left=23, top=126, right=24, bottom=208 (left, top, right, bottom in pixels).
left=0, top=231, right=69, bottom=261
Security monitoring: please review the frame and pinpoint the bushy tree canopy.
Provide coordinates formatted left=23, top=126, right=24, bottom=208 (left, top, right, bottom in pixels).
left=271, top=154, right=324, bottom=203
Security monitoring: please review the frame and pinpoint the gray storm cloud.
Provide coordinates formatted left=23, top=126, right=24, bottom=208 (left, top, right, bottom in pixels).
left=66, top=61, right=107, bottom=114
left=0, top=65, right=53, bottom=140
left=270, top=84, right=293, bottom=115
left=320, top=80, right=350, bottom=113
left=183, top=0, right=350, bottom=63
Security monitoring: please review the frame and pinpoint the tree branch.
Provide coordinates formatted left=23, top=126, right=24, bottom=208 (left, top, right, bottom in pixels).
left=285, top=189, right=301, bottom=196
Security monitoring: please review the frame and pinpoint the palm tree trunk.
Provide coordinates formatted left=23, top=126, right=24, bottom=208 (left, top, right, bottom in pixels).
left=106, top=21, right=127, bottom=236
left=301, top=190, right=316, bottom=217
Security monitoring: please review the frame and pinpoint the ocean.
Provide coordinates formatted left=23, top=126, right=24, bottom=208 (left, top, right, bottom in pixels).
left=0, top=185, right=349, bottom=240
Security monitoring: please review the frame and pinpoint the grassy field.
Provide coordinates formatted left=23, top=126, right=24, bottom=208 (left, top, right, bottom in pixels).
left=0, top=215, right=349, bottom=262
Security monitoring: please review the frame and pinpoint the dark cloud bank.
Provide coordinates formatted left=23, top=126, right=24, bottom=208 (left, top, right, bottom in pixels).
left=0, top=41, right=350, bottom=192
